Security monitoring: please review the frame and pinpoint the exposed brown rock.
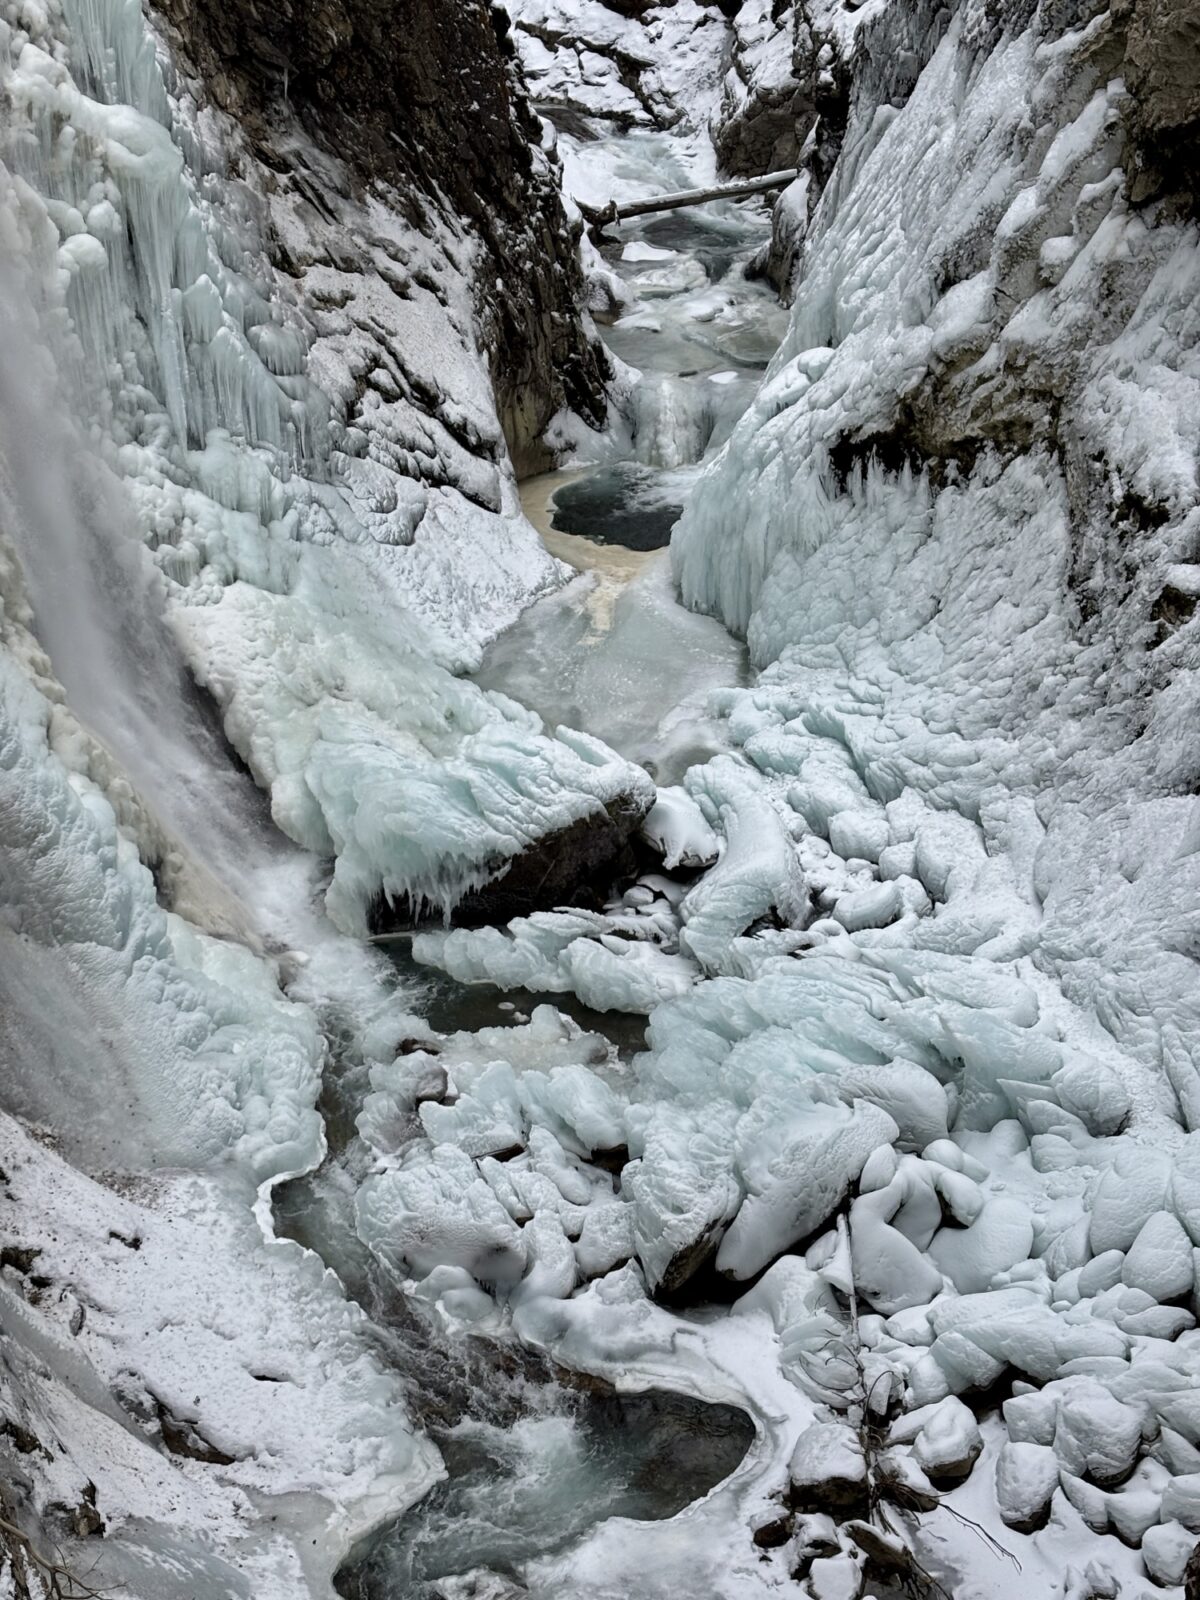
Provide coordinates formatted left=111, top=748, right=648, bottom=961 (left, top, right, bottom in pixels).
left=1117, top=0, right=1200, bottom=212
left=751, top=1508, right=794, bottom=1548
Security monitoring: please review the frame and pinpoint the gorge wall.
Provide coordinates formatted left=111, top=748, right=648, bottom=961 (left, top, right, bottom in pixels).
left=154, top=0, right=610, bottom=474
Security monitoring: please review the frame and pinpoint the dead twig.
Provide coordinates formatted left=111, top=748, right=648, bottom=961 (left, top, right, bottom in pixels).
left=0, top=1511, right=109, bottom=1600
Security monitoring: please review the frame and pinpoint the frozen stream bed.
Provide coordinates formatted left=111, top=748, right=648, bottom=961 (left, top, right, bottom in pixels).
left=291, top=130, right=795, bottom=1600
left=474, top=496, right=748, bottom=786
left=5, top=0, right=1198, bottom=1595
left=472, top=136, right=788, bottom=786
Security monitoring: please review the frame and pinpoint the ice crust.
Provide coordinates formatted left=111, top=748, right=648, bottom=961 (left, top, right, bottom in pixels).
left=4, top=0, right=1200, bottom=1592
left=363, top=0, right=1200, bottom=1591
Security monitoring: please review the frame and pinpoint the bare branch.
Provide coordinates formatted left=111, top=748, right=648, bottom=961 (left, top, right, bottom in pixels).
left=0, top=1510, right=111, bottom=1600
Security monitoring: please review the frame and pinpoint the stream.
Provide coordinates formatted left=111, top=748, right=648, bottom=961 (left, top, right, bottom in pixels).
left=474, top=139, right=786, bottom=784
left=299, top=128, right=792, bottom=1599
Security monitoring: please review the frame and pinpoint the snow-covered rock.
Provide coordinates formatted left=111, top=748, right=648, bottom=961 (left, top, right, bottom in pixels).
left=1121, top=1210, right=1195, bottom=1303
left=789, top=1422, right=867, bottom=1509
left=1052, top=1380, right=1144, bottom=1489
left=995, top=1441, right=1059, bottom=1533
left=910, top=1397, right=983, bottom=1483
left=1143, top=1520, right=1198, bottom=1586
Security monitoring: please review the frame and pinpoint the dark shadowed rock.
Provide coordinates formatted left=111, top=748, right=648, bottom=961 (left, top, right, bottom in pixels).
left=153, top=0, right=610, bottom=474
left=1117, top=0, right=1200, bottom=211
left=1185, top=1540, right=1200, bottom=1600
left=368, top=791, right=652, bottom=933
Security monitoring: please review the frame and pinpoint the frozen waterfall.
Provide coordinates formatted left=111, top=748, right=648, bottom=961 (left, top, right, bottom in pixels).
left=2, top=0, right=1200, bottom=1597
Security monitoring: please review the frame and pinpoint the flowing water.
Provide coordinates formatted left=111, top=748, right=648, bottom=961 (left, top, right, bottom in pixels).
left=3, top=40, right=787, bottom=1587
left=339, top=1389, right=754, bottom=1599
left=0, top=279, right=290, bottom=942
left=472, top=141, right=786, bottom=787
left=328, top=138, right=790, bottom=1599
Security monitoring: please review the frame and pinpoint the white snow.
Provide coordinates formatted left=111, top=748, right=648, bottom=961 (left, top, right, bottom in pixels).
left=4, top=0, right=1200, bottom=1593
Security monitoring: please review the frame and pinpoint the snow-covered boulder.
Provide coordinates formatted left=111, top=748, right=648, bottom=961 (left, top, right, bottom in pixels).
left=995, top=1441, right=1059, bottom=1532
left=789, top=1422, right=867, bottom=1510
left=911, top=1397, right=983, bottom=1483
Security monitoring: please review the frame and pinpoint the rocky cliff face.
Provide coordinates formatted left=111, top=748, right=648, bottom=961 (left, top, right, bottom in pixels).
left=1117, top=0, right=1200, bottom=211
left=724, top=0, right=1200, bottom=301
left=155, top=0, right=609, bottom=475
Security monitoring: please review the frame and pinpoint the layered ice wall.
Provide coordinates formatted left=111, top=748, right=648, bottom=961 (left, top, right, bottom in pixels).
left=0, top=0, right=650, bottom=938
left=672, top=0, right=1200, bottom=1080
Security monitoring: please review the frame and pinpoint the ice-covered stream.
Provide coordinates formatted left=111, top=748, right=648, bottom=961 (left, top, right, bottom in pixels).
left=297, top=138, right=797, bottom=1599
left=6, top=0, right=1198, bottom=1594
left=474, top=134, right=787, bottom=785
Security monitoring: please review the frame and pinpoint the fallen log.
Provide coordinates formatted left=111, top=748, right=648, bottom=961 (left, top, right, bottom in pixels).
left=577, top=168, right=799, bottom=231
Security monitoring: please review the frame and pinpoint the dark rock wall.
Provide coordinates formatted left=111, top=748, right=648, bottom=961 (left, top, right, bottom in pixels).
left=1116, top=0, right=1200, bottom=212
left=715, top=2, right=803, bottom=177
left=155, top=0, right=609, bottom=475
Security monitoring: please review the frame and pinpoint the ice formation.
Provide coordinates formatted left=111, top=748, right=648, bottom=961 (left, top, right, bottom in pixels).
left=3, top=0, right=1200, bottom=1595
left=394, top=1, right=1200, bottom=1594
left=0, top=0, right=651, bottom=938
left=0, top=0, right=643, bottom=1586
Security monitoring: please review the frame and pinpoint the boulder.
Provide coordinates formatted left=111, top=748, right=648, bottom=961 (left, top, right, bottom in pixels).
left=911, top=1397, right=983, bottom=1483
left=372, top=792, right=652, bottom=931
left=995, top=1442, right=1058, bottom=1532
left=1121, top=1210, right=1195, bottom=1303
left=1144, top=1522, right=1198, bottom=1587
left=789, top=1422, right=868, bottom=1511
left=1054, top=1379, right=1144, bottom=1488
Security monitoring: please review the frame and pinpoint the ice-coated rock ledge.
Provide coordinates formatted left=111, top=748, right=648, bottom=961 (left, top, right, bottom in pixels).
left=384, top=0, right=1200, bottom=1592
left=0, top=0, right=651, bottom=938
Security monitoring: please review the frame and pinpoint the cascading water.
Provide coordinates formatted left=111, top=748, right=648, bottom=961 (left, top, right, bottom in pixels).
left=338, top=1387, right=753, bottom=1599
left=0, top=0, right=333, bottom=939
left=0, top=273, right=286, bottom=939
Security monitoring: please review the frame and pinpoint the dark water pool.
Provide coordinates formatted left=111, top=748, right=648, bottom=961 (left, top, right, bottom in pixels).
left=636, top=210, right=749, bottom=282
left=549, top=463, right=683, bottom=550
